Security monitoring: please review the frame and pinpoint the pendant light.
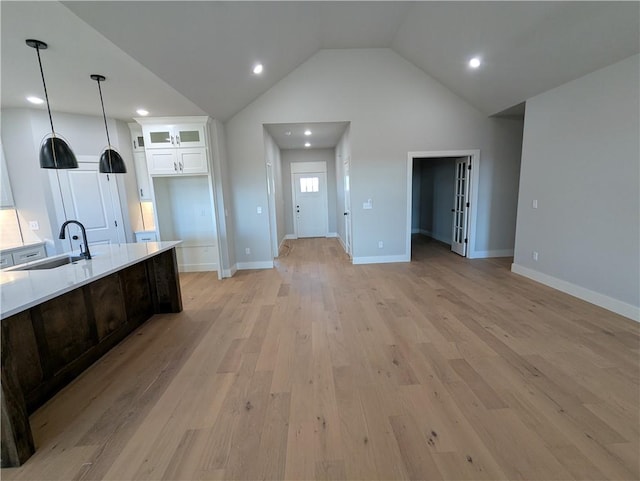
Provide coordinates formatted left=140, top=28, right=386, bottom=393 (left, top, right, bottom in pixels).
left=91, top=74, right=127, bottom=174
left=26, top=39, right=78, bottom=169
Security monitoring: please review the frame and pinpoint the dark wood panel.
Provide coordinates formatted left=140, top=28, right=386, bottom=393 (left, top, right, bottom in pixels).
left=1, top=311, right=42, bottom=396
left=90, top=273, right=127, bottom=341
left=121, top=262, right=153, bottom=326
left=149, top=249, right=183, bottom=313
left=38, top=289, right=93, bottom=375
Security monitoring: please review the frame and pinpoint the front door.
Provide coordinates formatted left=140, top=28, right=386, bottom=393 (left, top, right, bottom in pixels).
left=56, top=161, right=126, bottom=250
left=451, top=157, right=470, bottom=256
left=293, top=172, right=328, bottom=238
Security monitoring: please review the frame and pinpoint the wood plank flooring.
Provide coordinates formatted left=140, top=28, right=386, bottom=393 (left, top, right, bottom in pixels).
left=3, top=236, right=639, bottom=480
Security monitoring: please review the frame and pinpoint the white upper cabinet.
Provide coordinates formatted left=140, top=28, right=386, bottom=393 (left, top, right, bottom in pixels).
left=133, top=152, right=152, bottom=200
left=136, top=117, right=210, bottom=176
left=143, top=123, right=206, bottom=150
left=0, top=143, right=15, bottom=207
left=128, top=123, right=145, bottom=152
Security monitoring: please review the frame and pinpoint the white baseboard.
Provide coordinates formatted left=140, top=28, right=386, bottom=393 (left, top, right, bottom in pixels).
left=416, top=229, right=451, bottom=245
left=284, top=234, right=297, bottom=240
left=179, top=262, right=218, bottom=273
left=326, top=232, right=338, bottom=238
left=237, top=261, right=274, bottom=270
left=353, top=254, right=410, bottom=265
left=223, top=264, right=237, bottom=278
left=337, top=234, right=347, bottom=252
left=511, top=263, right=639, bottom=322
left=472, top=249, right=514, bottom=259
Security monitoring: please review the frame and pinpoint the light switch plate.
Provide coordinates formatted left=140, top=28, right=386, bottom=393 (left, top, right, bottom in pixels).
left=29, top=220, right=39, bottom=230
left=257, top=206, right=262, bottom=214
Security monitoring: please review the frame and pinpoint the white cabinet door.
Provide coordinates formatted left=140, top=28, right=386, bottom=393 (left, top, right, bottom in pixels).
left=133, top=152, right=152, bottom=200
left=143, top=125, right=175, bottom=150
left=12, top=245, right=46, bottom=265
left=1, top=253, right=14, bottom=269
left=178, top=148, right=208, bottom=174
left=147, top=150, right=179, bottom=175
left=0, top=143, right=15, bottom=207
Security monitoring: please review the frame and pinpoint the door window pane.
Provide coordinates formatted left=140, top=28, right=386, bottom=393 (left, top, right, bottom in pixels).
left=300, top=177, right=319, bottom=193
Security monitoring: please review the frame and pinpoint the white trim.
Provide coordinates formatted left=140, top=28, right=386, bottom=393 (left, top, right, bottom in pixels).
left=511, top=263, right=640, bottom=322
left=179, top=262, right=218, bottom=273
left=337, top=235, right=347, bottom=253
left=284, top=234, right=297, bottom=240
left=134, top=115, right=210, bottom=126
left=474, top=249, right=514, bottom=258
left=290, top=161, right=327, bottom=174
left=326, top=232, right=338, bottom=238
left=353, top=254, right=410, bottom=265
left=406, top=150, right=480, bottom=261
left=237, top=261, right=274, bottom=270
left=223, top=264, right=238, bottom=278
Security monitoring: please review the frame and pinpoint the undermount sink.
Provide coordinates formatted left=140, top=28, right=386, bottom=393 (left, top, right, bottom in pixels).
left=11, top=255, right=87, bottom=271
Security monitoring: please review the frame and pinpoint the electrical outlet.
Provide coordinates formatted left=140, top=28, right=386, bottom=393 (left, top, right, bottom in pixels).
left=378, top=241, right=383, bottom=248
left=532, top=199, right=538, bottom=209
left=532, top=251, right=539, bottom=261
left=245, top=247, right=251, bottom=255
left=29, top=220, right=39, bottom=230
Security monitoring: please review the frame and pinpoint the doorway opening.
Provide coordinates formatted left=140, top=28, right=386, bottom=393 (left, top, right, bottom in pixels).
left=406, top=150, right=480, bottom=260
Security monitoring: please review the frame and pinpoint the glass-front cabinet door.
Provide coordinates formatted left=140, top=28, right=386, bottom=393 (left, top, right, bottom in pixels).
left=144, top=125, right=175, bottom=149
left=175, top=124, right=206, bottom=148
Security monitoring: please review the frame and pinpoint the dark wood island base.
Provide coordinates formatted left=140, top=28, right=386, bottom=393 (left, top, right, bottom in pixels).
left=1, top=248, right=182, bottom=467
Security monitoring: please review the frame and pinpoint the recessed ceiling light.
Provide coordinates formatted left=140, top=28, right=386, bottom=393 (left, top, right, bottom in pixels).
left=304, top=142, right=311, bottom=147
left=304, top=129, right=312, bottom=136
left=26, top=96, right=44, bottom=105
left=136, top=109, right=149, bottom=116
left=285, top=131, right=292, bottom=136
left=253, top=63, right=264, bottom=75
left=469, top=57, right=481, bottom=69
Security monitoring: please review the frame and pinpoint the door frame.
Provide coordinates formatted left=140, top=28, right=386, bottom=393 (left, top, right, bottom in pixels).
left=343, top=155, right=352, bottom=258
left=290, top=161, right=328, bottom=239
left=406, top=150, right=480, bottom=259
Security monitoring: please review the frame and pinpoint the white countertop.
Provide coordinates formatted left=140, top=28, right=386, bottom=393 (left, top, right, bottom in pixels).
left=0, top=241, right=181, bottom=319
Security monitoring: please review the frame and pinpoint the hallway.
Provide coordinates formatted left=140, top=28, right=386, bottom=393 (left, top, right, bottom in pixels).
left=4, top=238, right=638, bottom=480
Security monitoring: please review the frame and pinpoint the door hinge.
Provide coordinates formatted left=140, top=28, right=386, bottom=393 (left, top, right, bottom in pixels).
left=464, top=238, right=468, bottom=244
left=468, top=164, right=472, bottom=171
left=466, top=202, right=470, bottom=207
left=114, top=220, right=118, bottom=227
left=106, top=174, right=110, bottom=181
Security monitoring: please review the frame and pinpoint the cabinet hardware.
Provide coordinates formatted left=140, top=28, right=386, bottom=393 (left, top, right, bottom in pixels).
left=171, top=135, right=175, bottom=145
left=179, top=162, right=183, bottom=171
left=26, top=253, right=38, bottom=258
left=176, top=135, right=180, bottom=145
left=133, top=140, right=137, bottom=149
left=140, top=188, right=144, bottom=197
left=174, top=162, right=178, bottom=172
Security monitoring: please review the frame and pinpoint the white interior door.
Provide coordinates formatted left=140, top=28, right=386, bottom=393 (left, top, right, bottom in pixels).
left=293, top=172, right=328, bottom=238
left=57, top=161, right=125, bottom=250
left=343, top=157, right=352, bottom=257
left=451, top=157, right=470, bottom=256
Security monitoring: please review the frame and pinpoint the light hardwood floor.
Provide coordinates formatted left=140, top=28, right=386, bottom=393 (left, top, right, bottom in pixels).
left=3, top=236, right=639, bottom=480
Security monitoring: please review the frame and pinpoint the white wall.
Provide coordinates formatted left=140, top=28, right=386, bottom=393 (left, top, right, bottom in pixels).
left=1, top=108, right=138, bottom=254
left=263, top=128, right=285, bottom=253
left=225, top=49, right=523, bottom=265
left=281, top=148, right=336, bottom=236
left=513, top=54, right=640, bottom=320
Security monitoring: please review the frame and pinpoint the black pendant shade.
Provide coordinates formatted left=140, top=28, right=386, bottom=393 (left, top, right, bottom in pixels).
left=26, top=39, right=78, bottom=170
left=40, top=136, right=79, bottom=169
left=91, top=74, right=127, bottom=174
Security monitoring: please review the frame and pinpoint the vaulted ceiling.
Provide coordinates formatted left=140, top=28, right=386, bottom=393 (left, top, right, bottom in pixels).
left=2, top=1, right=638, bottom=123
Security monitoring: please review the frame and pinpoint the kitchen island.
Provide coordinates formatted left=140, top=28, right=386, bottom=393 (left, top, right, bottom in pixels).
left=0, top=242, right=183, bottom=468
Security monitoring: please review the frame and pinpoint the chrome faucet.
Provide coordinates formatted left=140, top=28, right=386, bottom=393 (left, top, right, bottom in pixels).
left=59, top=220, right=92, bottom=260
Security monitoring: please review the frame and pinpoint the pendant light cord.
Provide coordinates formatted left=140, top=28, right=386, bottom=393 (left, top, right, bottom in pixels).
left=34, top=45, right=56, bottom=136
left=95, top=78, right=112, bottom=147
